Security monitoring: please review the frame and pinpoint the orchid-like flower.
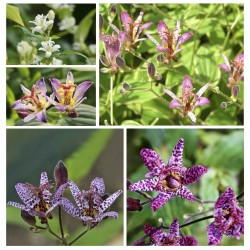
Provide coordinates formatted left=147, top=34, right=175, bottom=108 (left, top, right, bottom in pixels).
left=38, top=38, right=61, bottom=58
left=60, top=178, right=122, bottom=227
left=163, top=76, right=210, bottom=123
left=129, top=138, right=207, bottom=211
left=7, top=172, right=68, bottom=224
left=207, top=187, right=244, bottom=245
left=12, top=78, right=51, bottom=123
left=49, top=71, right=93, bottom=117
left=144, top=218, right=198, bottom=246
left=146, top=20, right=192, bottom=64
left=219, top=53, right=244, bottom=88
left=110, top=11, right=153, bottom=52
left=29, top=13, right=54, bottom=34
left=99, top=32, right=126, bottom=73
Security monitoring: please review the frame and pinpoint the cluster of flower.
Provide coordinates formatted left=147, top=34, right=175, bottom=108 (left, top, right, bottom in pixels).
left=100, top=9, right=244, bottom=123
left=128, top=138, right=244, bottom=245
left=7, top=161, right=122, bottom=237
left=12, top=71, right=93, bottom=123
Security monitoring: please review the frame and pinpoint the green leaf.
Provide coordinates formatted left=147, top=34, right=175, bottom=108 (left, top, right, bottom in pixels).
left=194, top=46, right=221, bottom=85
left=6, top=85, right=16, bottom=105
left=121, top=120, right=142, bottom=126
left=205, top=109, right=238, bottom=125
left=61, top=50, right=93, bottom=64
left=6, top=5, right=24, bottom=27
left=65, top=130, right=113, bottom=183
left=74, top=9, right=96, bottom=43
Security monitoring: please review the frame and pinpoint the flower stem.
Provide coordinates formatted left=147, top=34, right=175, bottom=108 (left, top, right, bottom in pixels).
left=69, top=228, right=89, bottom=246
left=110, top=74, right=114, bottom=125
left=236, top=191, right=244, bottom=200
left=58, top=206, right=67, bottom=245
left=46, top=222, right=63, bottom=242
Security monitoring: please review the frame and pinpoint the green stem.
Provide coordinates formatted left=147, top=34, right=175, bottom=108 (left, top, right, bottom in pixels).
left=58, top=206, right=67, bottom=245
left=46, top=222, right=62, bottom=242
left=110, top=74, right=114, bottom=125
left=69, top=228, right=89, bottom=246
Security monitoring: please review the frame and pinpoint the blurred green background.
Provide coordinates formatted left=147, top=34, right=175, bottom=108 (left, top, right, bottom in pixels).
left=7, top=129, right=123, bottom=246
left=127, top=129, right=244, bottom=245
left=7, top=4, right=96, bottom=65
left=6, top=67, right=96, bottom=126
left=100, top=4, right=244, bottom=125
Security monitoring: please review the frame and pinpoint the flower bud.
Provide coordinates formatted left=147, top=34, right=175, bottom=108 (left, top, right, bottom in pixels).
left=67, top=109, right=78, bottom=118
left=21, top=210, right=36, bottom=226
left=157, top=53, right=164, bottom=62
left=100, top=55, right=110, bottom=67
left=100, top=67, right=111, bottom=73
left=122, top=82, right=131, bottom=91
left=54, top=161, right=68, bottom=187
left=108, top=5, right=117, bottom=22
left=231, top=85, right=239, bottom=100
left=220, top=102, right=227, bottom=109
left=148, top=62, right=155, bottom=79
left=116, top=56, right=126, bottom=68
left=99, top=14, right=104, bottom=32
left=17, top=110, right=30, bottom=119
left=127, top=197, right=143, bottom=211
left=48, top=10, right=55, bottom=21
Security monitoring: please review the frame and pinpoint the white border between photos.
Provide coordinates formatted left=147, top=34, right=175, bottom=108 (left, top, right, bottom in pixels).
left=1, top=0, right=249, bottom=249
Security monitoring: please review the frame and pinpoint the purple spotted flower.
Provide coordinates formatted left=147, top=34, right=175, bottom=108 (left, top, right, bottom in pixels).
left=144, top=218, right=198, bottom=246
left=207, top=187, right=244, bottom=245
left=146, top=20, right=192, bottom=64
left=49, top=71, right=93, bottom=118
left=7, top=172, right=68, bottom=224
left=219, top=53, right=244, bottom=88
left=60, top=178, right=122, bottom=227
left=12, top=78, right=51, bottom=123
left=163, top=76, right=210, bottom=123
left=110, top=11, right=152, bottom=52
left=129, top=138, right=207, bottom=211
left=99, top=32, right=126, bottom=73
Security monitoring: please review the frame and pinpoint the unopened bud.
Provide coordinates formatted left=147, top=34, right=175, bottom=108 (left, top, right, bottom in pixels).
left=67, top=109, right=78, bottom=118
left=119, top=88, right=126, bottom=94
left=116, top=56, right=126, bottom=68
left=100, top=55, right=110, bottom=67
left=108, top=5, right=117, bottom=22
left=48, top=10, right=55, bottom=21
left=122, top=82, right=131, bottom=91
left=231, top=85, right=239, bottom=100
left=99, top=14, right=104, bottom=32
left=221, top=102, right=227, bottom=109
left=157, top=53, right=164, bottom=62
left=17, top=110, right=30, bottom=119
left=127, top=197, right=143, bottom=211
left=155, top=73, right=162, bottom=81
left=21, top=210, right=36, bottom=226
left=100, top=67, right=111, bottom=73
left=54, top=161, right=68, bottom=187
left=147, top=62, right=155, bottom=79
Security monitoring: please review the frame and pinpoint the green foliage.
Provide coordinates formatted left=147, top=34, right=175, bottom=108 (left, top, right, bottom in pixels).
left=127, top=129, right=244, bottom=246
left=6, top=5, right=24, bottom=26
left=99, top=3, right=244, bottom=125
left=6, top=67, right=96, bottom=126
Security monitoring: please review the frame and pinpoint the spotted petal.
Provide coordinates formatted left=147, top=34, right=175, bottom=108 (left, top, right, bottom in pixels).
left=168, top=138, right=184, bottom=167
left=175, top=185, right=195, bottom=202
left=215, top=187, right=235, bottom=209
left=15, top=183, right=39, bottom=209
left=94, top=211, right=118, bottom=223
left=69, top=180, right=84, bottom=210
left=90, top=177, right=105, bottom=196
left=35, top=78, right=47, bottom=101
left=73, top=81, right=93, bottom=103
left=98, top=190, right=122, bottom=213
left=150, top=192, right=175, bottom=211
left=129, top=178, right=158, bottom=192
left=177, top=32, right=192, bottom=46
left=7, top=201, right=27, bottom=211
left=207, top=223, right=223, bottom=245
left=183, top=165, right=207, bottom=185
left=169, top=218, right=180, bottom=239
left=20, top=84, right=31, bottom=96
left=49, top=78, right=62, bottom=101
left=151, top=229, right=169, bottom=245
left=35, top=110, right=47, bottom=123
left=60, top=197, right=81, bottom=218
left=180, top=236, right=198, bottom=246
left=140, top=148, right=165, bottom=176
